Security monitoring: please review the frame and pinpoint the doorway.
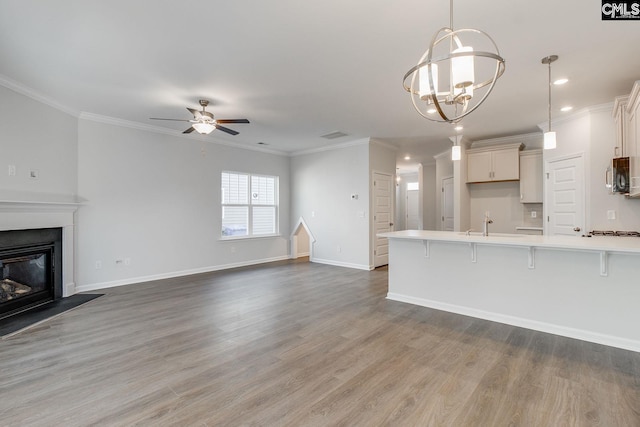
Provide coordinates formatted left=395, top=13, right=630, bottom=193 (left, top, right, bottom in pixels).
left=406, top=181, right=420, bottom=229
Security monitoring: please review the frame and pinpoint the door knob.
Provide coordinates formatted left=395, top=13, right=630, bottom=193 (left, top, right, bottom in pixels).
left=389, top=222, right=394, bottom=226
left=574, top=227, right=581, bottom=232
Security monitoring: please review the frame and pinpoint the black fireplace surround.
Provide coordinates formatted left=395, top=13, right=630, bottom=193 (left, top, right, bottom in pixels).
left=0, top=228, right=63, bottom=320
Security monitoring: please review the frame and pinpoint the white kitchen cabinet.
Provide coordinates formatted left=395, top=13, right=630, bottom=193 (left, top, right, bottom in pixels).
left=613, top=95, right=629, bottom=157
left=519, top=149, right=543, bottom=203
left=466, top=143, right=524, bottom=183
left=626, top=81, right=640, bottom=197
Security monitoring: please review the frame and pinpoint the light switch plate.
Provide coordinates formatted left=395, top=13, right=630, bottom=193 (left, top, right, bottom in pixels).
left=607, top=210, right=616, bottom=220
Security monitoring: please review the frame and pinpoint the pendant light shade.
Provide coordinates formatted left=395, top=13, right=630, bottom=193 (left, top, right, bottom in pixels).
left=403, top=0, right=505, bottom=123
left=542, top=55, right=558, bottom=150
left=544, top=131, right=556, bottom=150
left=451, top=144, right=461, bottom=161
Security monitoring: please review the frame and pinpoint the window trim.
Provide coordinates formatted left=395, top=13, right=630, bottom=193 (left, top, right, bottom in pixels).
left=221, top=171, right=279, bottom=239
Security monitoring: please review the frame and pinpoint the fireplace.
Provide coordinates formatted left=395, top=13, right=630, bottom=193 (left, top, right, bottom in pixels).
left=0, top=228, right=62, bottom=320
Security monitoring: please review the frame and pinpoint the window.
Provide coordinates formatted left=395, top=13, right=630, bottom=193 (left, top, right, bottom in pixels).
left=221, top=172, right=278, bottom=238
left=407, top=182, right=419, bottom=191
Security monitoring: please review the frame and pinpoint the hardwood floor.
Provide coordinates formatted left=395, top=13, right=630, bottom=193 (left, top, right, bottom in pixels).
left=1, top=258, right=640, bottom=426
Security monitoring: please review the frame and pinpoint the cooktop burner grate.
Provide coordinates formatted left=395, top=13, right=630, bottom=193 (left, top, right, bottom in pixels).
left=589, top=230, right=640, bottom=237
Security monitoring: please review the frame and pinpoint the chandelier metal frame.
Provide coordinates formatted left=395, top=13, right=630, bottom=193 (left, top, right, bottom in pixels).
left=403, top=0, right=506, bottom=124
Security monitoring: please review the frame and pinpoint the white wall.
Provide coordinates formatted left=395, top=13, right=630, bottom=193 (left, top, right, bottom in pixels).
left=76, top=118, right=290, bottom=289
left=290, top=140, right=371, bottom=269
left=0, top=85, right=78, bottom=196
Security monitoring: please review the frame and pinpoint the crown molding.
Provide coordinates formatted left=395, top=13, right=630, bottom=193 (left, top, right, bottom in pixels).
left=290, top=137, right=371, bottom=157
left=470, top=132, right=542, bottom=150
left=370, top=138, right=399, bottom=151
left=536, top=102, right=614, bottom=132
left=0, top=73, right=79, bottom=117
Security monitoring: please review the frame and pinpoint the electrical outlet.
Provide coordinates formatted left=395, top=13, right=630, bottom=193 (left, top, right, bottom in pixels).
left=8, top=165, right=16, bottom=176
left=337, top=245, right=342, bottom=253
left=95, top=260, right=102, bottom=269
left=607, top=210, right=616, bottom=220
left=531, top=211, right=537, bottom=218
left=124, top=257, right=131, bottom=266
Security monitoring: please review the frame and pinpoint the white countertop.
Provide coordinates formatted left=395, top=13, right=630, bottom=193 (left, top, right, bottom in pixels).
left=379, top=230, right=640, bottom=254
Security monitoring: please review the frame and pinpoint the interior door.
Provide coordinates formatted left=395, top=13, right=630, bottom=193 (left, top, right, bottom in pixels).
left=373, top=172, right=393, bottom=267
left=545, top=154, right=585, bottom=236
left=406, top=189, right=420, bottom=229
left=442, top=176, right=454, bottom=231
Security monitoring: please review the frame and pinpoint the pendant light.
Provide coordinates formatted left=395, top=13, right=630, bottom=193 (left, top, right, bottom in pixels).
left=542, top=55, right=558, bottom=150
left=403, top=0, right=505, bottom=123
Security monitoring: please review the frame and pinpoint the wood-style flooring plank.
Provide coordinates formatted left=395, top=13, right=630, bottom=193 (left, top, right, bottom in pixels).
left=1, top=258, right=640, bottom=426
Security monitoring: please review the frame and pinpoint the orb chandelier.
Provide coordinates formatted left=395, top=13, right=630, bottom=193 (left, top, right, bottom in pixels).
left=403, top=0, right=505, bottom=124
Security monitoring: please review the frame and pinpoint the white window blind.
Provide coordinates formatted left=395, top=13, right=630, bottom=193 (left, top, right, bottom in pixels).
left=221, top=172, right=278, bottom=238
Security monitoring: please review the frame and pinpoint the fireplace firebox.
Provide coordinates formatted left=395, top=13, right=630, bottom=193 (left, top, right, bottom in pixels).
left=0, top=228, right=62, bottom=320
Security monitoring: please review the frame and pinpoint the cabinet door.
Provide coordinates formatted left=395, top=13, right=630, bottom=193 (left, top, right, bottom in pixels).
left=467, top=151, right=492, bottom=183
left=520, top=152, right=543, bottom=203
left=492, top=149, right=520, bottom=181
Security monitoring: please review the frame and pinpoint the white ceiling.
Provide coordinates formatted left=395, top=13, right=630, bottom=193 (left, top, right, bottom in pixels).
left=1, top=1, right=639, bottom=170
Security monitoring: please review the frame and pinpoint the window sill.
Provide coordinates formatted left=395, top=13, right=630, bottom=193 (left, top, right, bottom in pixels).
left=219, top=234, right=282, bottom=242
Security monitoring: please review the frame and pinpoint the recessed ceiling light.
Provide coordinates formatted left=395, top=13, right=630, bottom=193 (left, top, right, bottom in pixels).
left=560, top=106, right=573, bottom=112
left=404, top=155, right=411, bottom=160
left=454, top=125, right=463, bottom=131
left=427, top=108, right=437, bottom=114
left=554, top=78, right=569, bottom=85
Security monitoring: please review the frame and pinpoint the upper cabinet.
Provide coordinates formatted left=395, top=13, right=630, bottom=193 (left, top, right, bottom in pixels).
left=613, top=95, right=629, bottom=157
left=519, top=150, right=543, bottom=203
left=466, top=143, right=524, bottom=183
left=627, top=81, right=640, bottom=197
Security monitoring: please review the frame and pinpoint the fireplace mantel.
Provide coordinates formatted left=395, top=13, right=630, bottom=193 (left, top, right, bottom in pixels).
left=0, top=190, right=84, bottom=297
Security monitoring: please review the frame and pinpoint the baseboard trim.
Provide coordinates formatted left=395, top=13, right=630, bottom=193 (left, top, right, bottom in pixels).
left=386, top=292, right=640, bottom=353
left=310, top=257, right=372, bottom=271
left=76, top=256, right=290, bottom=293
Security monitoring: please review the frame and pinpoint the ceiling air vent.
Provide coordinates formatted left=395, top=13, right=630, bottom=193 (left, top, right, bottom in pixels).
left=320, top=131, right=348, bottom=140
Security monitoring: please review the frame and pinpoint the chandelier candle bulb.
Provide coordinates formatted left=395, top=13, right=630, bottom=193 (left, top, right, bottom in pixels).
left=419, top=64, right=439, bottom=101
left=452, top=46, right=474, bottom=90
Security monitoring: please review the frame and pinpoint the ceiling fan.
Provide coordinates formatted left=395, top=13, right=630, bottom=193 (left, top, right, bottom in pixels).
left=150, top=99, right=249, bottom=135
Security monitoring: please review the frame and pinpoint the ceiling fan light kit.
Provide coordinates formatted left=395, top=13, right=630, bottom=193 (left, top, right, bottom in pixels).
left=403, top=0, right=505, bottom=124
left=150, top=99, right=249, bottom=136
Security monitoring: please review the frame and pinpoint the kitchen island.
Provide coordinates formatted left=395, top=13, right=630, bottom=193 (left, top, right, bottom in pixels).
left=380, top=230, right=640, bottom=352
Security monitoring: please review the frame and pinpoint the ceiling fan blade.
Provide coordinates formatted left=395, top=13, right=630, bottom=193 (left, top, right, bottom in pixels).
left=187, top=107, right=203, bottom=119
left=183, top=127, right=195, bottom=134
left=150, top=118, right=191, bottom=122
left=216, top=119, right=250, bottom=124
left=215, top=125, right=239, bottom=136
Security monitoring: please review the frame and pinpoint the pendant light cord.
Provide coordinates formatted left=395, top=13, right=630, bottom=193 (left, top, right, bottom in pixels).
left=548, top=61, right=552, bottom=132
